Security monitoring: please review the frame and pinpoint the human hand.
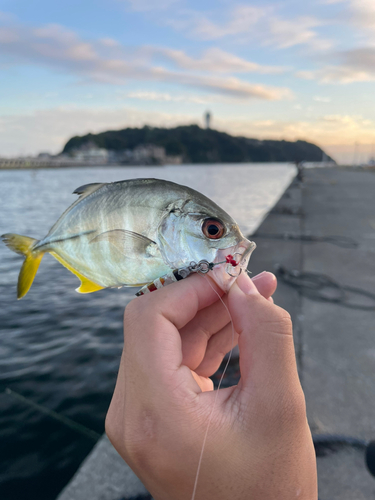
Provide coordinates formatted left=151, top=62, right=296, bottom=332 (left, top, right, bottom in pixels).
left=106, top=271, right=317, bottom=500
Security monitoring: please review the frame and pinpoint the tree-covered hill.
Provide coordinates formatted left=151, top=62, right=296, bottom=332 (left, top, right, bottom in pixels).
left=62, top=125, right=333, bottom=163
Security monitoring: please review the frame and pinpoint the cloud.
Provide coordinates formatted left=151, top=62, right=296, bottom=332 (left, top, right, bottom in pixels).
left=126, top=44, right=287, bottom=74
left=308, top=1, right=375, bottom=84
left=266, top=16, right=332, bottom=51
left=0, top=11, right=16, bottom=22
left=297, top=47, right=375, bottom=83
left=124, top=88, right=290, bottom=104
left=322, top=114, right=371, bottom=124
left=164, top=5, right=332, bottom=50
left=322, top=0, right=375, bottom=38
left=295, top=70, right=316, bottom=80
left=172, top=5, right=267, bottom=41
left=146, top=47, right=285, bottom=74
left=126, top=91, right=217, bottom=104
left=0, top=19, right=291, bottom=100
left=313, top=96, right=331, bottom=102
left=99, top=38, right=120, bottom=47
left=153, top=72, right=292, bottom=100
left=319, top=67, right=374, bottom=83
left=0, top=26, right=18, bottom=43
left=124, top=0, right=180, bottom=12
left=345, top=0, right=375, bottom=30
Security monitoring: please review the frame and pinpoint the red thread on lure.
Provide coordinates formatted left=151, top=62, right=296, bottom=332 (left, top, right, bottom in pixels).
left=225, top=255, right=238, bottom=267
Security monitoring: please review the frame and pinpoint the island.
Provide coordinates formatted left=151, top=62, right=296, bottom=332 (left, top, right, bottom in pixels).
left=0, top=124, right=335, bottom=169
left=62, top=125, right=333, bottom=165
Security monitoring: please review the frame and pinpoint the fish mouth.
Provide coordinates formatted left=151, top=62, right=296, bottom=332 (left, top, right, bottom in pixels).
left=210, top=238, right=256, bottom=292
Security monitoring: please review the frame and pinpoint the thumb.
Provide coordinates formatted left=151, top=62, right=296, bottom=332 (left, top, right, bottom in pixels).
left=228, top=272, right=299, bottom=394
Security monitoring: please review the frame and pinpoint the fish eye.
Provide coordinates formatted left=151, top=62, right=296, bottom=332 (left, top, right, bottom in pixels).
left=202, top=218, right=225, bottom=239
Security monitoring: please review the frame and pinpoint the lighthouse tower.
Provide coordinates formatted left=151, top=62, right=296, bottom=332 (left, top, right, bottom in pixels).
left=205, top=111, right=211, bottom=129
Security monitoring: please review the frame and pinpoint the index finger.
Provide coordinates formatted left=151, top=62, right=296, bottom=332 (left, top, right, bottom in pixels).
left=123, top=273, right=223, bottom=380
left=133, top=273, right=223, bottom=330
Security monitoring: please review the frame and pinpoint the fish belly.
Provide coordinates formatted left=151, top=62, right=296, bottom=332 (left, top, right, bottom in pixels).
left=48, top=235, right=170, bottom=288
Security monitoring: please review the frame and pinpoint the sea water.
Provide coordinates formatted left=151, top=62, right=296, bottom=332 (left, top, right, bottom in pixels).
left=0, top=163, right=295, bottom=500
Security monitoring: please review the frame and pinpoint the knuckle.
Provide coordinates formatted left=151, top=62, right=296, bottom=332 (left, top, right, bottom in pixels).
left=106, top=408, right=155, bottom=470
left=121, top=433, right=148, bottom=466
left=264, top=307, right=293, bottom=335
left=104, top=409, right=115, bottom=442
left=275, top=387, right=307, bottom=427
left=274, top=305, right=292, bottom=324
left=278, top=313, right=293, bottom=334
left=105, top=405, right=127, bottom=457
left=198, top=325, right=212, bottom=341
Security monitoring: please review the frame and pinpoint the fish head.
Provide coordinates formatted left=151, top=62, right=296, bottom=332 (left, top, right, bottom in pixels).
left=157, top=195, right=256, bottom=292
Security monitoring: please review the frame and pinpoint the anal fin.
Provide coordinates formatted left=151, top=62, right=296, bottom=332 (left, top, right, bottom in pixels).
left=50, top=252, right=105, bottom=294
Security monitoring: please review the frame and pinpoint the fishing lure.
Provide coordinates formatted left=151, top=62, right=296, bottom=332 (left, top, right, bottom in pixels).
left=136, top=254, right=243, bottom=296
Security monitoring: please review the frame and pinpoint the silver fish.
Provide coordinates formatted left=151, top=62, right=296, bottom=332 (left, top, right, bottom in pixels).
left=1, top=178, right=255, bottom=299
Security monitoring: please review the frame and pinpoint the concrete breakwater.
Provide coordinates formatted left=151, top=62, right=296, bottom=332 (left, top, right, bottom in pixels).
left=0, top=158, right=99, bottom=169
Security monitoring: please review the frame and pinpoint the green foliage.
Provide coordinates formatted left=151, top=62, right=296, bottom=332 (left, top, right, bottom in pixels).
left=62, top=125, right=333, bottom=163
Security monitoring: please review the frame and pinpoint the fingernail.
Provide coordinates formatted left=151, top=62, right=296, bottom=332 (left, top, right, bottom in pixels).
left=251, top=271, right=268, bottom=281
left=236, top=272, right=258, bottom=295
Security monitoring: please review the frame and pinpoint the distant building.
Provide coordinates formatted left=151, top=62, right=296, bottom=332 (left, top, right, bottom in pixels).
left=164, top=154, right=183, bottom=165
left=132, top=144, right=166, bottom=164
left=72, top=141, right=108, bottom=163
left=205, top=111, right=211, bottom=129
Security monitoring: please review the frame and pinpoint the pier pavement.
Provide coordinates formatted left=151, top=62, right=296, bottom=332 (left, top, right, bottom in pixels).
left=58, top=167, right=375, bottom=500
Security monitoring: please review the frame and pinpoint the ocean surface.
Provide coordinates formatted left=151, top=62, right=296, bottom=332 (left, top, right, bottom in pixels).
left=0, top=163, right=296, bottom=500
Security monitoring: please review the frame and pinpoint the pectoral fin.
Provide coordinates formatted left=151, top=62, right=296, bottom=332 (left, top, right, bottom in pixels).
left=50, top=252, right=105, bottom=294
left=89, top=229, right=157, bottom=256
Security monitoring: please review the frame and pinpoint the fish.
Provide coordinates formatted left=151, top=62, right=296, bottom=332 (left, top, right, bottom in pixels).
left=1, top=178, right=256, bottom=299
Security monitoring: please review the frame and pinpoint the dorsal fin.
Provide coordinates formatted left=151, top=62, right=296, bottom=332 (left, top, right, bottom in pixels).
left=73, top=183, right=104, bottom=196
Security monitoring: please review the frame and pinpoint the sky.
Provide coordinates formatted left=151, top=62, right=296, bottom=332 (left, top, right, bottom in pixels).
left=1, top=0, right=375, bottom=163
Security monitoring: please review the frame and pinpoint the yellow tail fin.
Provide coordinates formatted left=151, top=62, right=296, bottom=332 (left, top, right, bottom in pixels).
left=1, top=233, right=43, bottom=299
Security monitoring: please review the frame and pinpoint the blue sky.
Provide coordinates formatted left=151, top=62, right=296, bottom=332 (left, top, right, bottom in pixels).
left=1, top=0, right=375, bottom=163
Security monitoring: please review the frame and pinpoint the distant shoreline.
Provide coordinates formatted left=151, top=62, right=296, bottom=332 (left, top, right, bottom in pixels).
left=0, top=160, right=172, bottom=170
left=0, top=161, right=359, bottom=171
left=0, top=163, right=142, bottom=170
left=1, top=160, right=295, bottom=170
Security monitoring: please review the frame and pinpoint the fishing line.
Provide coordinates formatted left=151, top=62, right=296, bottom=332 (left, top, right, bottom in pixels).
left=190, top=274, right=236, bottom=500
left=4, top=388, right=101, bottom=442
